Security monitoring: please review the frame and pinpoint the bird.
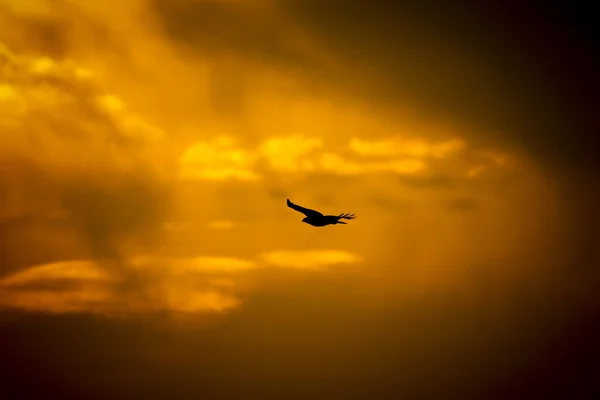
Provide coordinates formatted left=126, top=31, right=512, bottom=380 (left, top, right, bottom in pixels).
left=286, top=198, right=356, bottom=227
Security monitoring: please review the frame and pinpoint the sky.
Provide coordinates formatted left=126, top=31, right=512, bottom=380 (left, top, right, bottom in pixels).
left=0, top=1, right=598, bottom=398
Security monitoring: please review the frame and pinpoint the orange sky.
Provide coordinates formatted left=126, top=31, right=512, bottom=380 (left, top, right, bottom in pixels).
left=1, top=1, right=598, bottom=398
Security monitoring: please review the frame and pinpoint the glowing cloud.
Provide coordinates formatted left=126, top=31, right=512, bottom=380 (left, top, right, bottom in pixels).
left=369, top=159, right=427, bottom=174
left=162, top=290, right=241, bottom=314
left=0, top=44, right=164, bottom=175
left=0, top=260, right=111, bottom=287
left=348, top=136, right=466, bottom=159
left=130, top=256, right=259, bottom=273
left=179, top=137, right=260, bottom=181
left=318, top=153, right=366, bottom=175
left=259, top=135, right=323, bottom=172
left=0, top=258, right=247, bottom=315
left=261, top=250, right=361, bottom=270
left=179, top=257, right=259, bottom=273
left=179, top=135, right=432, bottom=179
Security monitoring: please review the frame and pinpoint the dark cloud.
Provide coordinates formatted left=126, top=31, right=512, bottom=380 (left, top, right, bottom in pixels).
left=0, top=157, right=76, bottom=277
left=447, top=197, right=480, bottom=213
left=0, top=1, right=111, bottom=58
left=151, top=1, right=598, bottom=175
left=1, top=266, right=597, bottom=399
left=278, top=1, right=599, bottom=174
left=61, top=173, right=169, bottom=260
left=149, top=0, right=321, bottom=70
left=0, top=216, right=77, bottom=277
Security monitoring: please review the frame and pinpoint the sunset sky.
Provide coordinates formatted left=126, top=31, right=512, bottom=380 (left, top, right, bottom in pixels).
left=1, top=1, right=598, bottom=398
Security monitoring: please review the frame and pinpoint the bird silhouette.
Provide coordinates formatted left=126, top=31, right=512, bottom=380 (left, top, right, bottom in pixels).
left=287, top=199, right=356, bottom=227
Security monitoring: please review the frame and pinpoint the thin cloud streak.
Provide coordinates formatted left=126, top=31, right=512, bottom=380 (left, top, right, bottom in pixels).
left=261, top=250, right=361, bottom=269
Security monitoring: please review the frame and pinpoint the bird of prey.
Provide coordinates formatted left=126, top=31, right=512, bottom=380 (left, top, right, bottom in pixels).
left=286, top=199, right=356, bottom=227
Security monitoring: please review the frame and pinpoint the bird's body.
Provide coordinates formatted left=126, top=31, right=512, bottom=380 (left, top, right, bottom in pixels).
left=286, top=199, right=356, bottom=227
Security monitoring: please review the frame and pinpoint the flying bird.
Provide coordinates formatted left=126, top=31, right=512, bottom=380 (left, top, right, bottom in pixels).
left=286, top=199, right=356, bottom=227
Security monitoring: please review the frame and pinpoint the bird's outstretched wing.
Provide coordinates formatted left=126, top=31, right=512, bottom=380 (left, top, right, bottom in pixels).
left=287, top=199, right=323, bottom=218
left=338, top=213, right=356, bottom=220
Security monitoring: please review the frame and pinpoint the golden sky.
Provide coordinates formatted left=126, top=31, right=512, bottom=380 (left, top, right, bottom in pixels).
left=1, top=1, right=598, bottom=398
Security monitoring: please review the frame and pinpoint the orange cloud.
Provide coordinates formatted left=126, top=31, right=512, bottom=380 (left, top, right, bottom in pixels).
left=179, top=137, right=260, bottom=181
left=259, top=135, right=323, bottom=172
left=0, top=258, right=245, bottom=315
left=0, top=248, right=363, bottom=315
left=261, top=250, right=361, bottom=269
left=178, top=135, right=433, bottom=180
left=348, top=136, right=466, bottom=158
left=0, top=260, right=111, bottom=287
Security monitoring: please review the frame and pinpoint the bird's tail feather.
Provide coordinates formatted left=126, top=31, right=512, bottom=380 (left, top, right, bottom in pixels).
left=338, top=213, right=356, bottom=220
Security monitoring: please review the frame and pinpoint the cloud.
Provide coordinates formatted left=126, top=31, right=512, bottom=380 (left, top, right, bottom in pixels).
left=0, top=43, right=170, bottom=293
left=163, top=290, right=240, bottom=313
left=130, top=256, right=259, bottom=273
left=261, top=250, right=361, bottom=270
left=0, top=250, right=362, bottom=314
left=259, top=135, right=322, bottom=172
left=208, top=220, right=236, bottom=230
left=478, top=150, right=508, bottom=167
left=0, top=258, right=247, bottom=314
left=0, top=43, right=163, bottom=164
left=132, top=252, right=363, bottom=274
left=447, top=197, right=480, bottom=213
left=147, top=0, right=598, bottom=179
left=0, top=260, right=113, bottom=314
left=0, top=260, right=110, bottom=287
left=289, top=2, right=597, bottom=179
left=318, top=153, right=426, bottom=176
left=348, top=137, right=466, bottom=159
left=369, top=159, right=427, bottom=175
left=466, top=165, right=486, bottom=178
left=317, top=153, right=365, bottom=175
left=0, top=286, right=112, bottom=314
left=179, top=135, right=441, bottom=181
left=148, top=0, right=328, bottom=73
left=179, top=137, right=260, bottom=181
